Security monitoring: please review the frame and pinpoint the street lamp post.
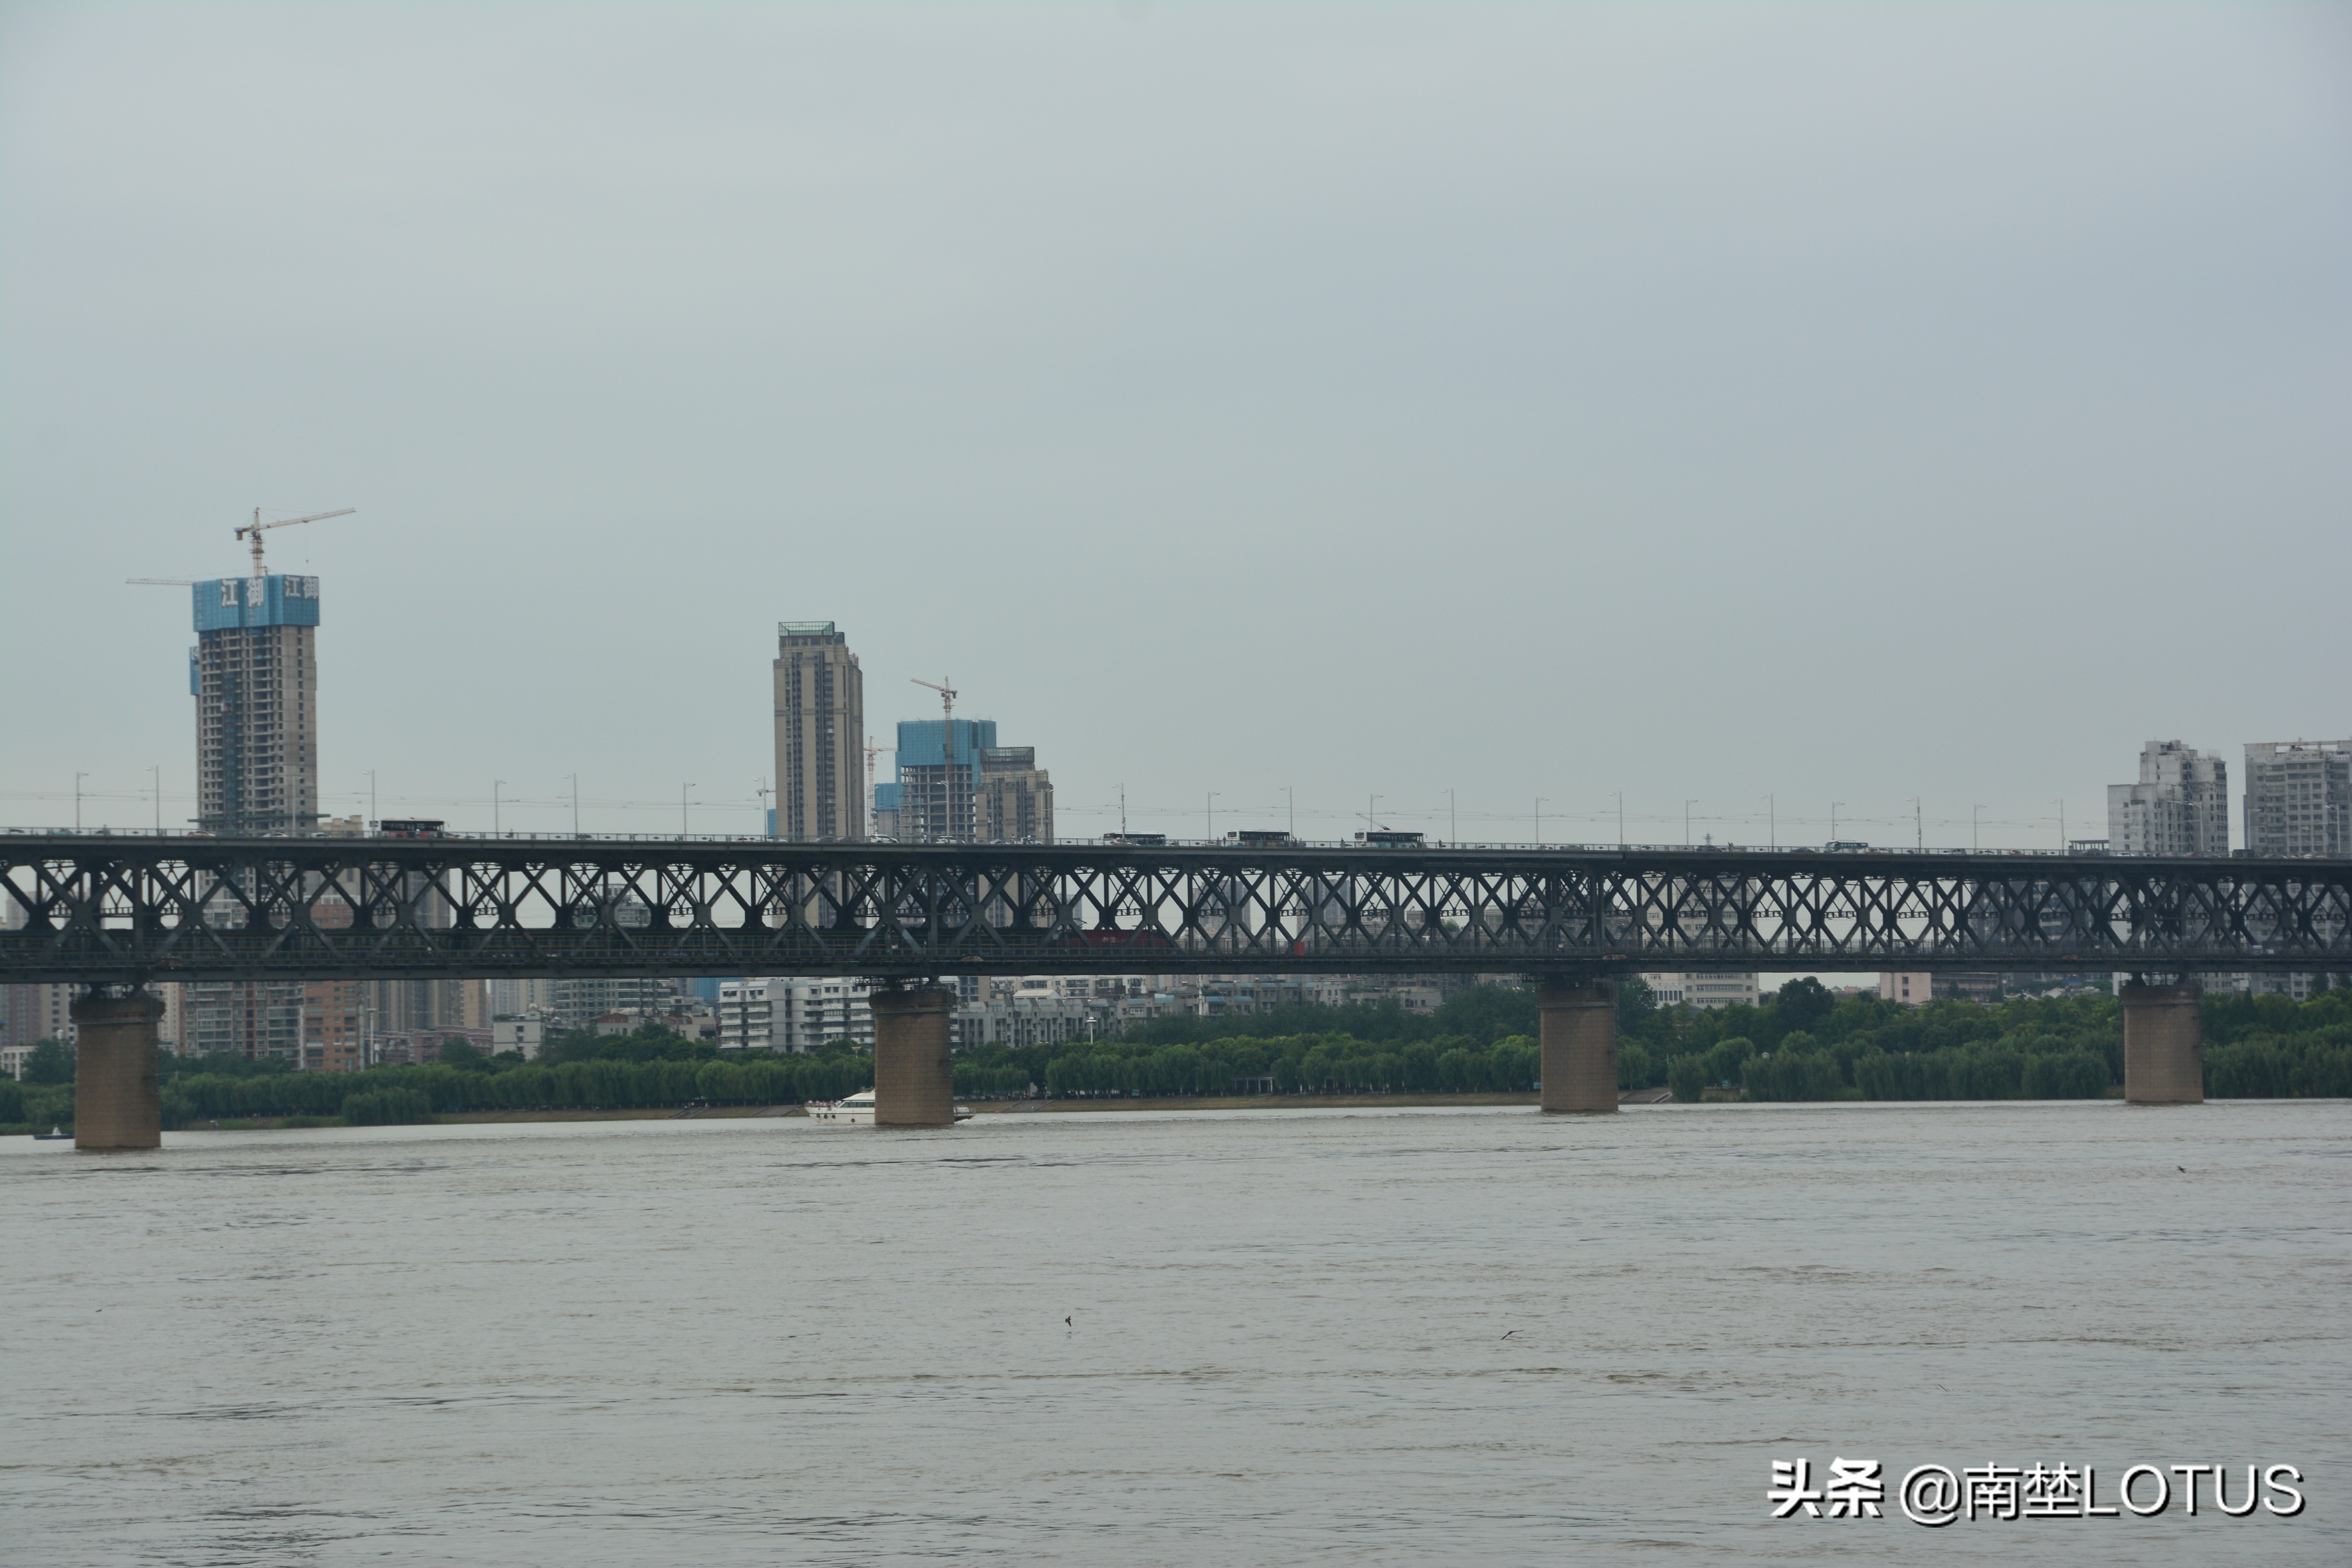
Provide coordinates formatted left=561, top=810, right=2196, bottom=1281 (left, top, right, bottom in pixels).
left=1206, top=791, right=1218, bottom=842
left=684, top=784, right=696, bottom=836
left=1974, top=804, right=1984, bottom=851
left=1685, top=798, right=1698, bottom=846
left=494, top=780, right=506, bottom=835
left=1831, top=802, right=1846, bottom=842
left=566, top=774, right=580, bottom=836
left=1535, top=797, right=1547, bottom=845
left=75, top=771, right=88, bottom=831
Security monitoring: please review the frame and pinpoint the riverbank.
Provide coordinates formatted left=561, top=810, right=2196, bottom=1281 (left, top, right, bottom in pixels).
left=1003, top=1091, right=1543, bottom=1112
left=161, top=1093, right=1624, bottom=1131
left=174, top=1104, right=807, bottom=1131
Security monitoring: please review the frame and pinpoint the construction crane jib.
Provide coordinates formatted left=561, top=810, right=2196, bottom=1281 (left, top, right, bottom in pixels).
left=234, top=506, right=356, bottom=577
left=911, top=675, right=957, bottom=726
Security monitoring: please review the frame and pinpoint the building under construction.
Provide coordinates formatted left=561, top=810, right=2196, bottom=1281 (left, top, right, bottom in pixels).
left=190, top=572, right=321, bottom=834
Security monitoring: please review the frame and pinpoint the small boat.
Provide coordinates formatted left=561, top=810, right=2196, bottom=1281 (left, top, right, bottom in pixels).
left=32, top=1126, right=71, bottom=1141
left=805, top=1089, right=876, bottom=1125
left=805, top=1091, right=974, bottom=1125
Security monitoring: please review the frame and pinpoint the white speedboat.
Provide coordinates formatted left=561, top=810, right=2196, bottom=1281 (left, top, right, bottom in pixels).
left=804, top=1090, right=974, bottom=1125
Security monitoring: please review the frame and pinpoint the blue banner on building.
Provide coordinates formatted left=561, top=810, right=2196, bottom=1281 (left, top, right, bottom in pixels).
left=192, top=575, right=321, bottom=632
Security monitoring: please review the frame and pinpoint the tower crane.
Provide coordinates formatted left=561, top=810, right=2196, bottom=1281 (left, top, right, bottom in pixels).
left=234, top=506, right=355, bottom=576
left=911, top=675, right=957, bottom=726
left=125, top=506, right=357, bottom=589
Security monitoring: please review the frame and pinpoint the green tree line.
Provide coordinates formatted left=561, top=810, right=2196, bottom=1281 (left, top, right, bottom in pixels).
left=7, top=984, right=2347, bottom=1135
left=955, top=980, right=2352, bottom=1104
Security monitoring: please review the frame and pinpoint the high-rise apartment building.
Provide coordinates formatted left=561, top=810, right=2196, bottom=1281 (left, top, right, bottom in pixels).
left=895, top=718, right=997, bottom=842
left=183, top=983, right=306, bottom=1060
left=191, top=573, right=321, bottom=833
left=974, top=746, right=1054, bottom=843
left=2244, top=740, right=2350, bottom=858
left=2106, top=740, right=2229, bottom=857
left=548, top=976, right=678, bottom=1027
left=183, top=572, right=326, bottom=1056
left=716, top=977, right=873, bottom=1051
left=771, top=622, right=865, bottom=840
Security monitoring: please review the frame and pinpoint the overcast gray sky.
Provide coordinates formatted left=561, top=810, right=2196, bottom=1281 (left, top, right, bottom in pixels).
left=4, top=4, right=2347, bottom=848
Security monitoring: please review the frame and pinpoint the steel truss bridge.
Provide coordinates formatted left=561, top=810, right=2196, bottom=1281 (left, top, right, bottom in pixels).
left=4, top=835, right=2347, bottom=987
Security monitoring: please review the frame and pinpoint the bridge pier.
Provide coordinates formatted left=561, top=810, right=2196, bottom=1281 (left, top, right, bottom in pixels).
left=72, top=989, right=164, bottom=1151
left=2121, top=979, right=2203, bottom=1104
left=1538, top=977, right=1617, bottom=1113
left=870, top=985, right=958, bottom=1127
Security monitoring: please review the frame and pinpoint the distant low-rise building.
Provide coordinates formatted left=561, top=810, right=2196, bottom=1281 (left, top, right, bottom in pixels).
left=493, top=1016, right=545, bottom=1060
left=955, top=997, right=1099, bottom=1050
left=370, top=1025, right=495, bottom=1066
left=1879, top=971, right=2001, bottom=1005
left=1641, top=973, right=1759, bottom=1010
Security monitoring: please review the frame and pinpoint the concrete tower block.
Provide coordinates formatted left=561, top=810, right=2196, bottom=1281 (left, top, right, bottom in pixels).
left=870, top=985, right=958, bottom=1127
left=2121, top=980, right=2204, bottom=1104
left=1539, top=977, right=1618, bottom=1113
left=72, top=990, right=164, bottom=1151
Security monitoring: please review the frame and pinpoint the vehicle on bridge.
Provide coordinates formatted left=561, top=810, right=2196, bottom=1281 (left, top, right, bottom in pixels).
left=1357, top=830, right=1425, bottom=846
left=1052, top=928, right=1178, bottom=953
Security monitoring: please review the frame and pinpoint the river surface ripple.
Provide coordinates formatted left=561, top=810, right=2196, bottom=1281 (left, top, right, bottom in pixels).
left=4, top=1100, right=2347, bottom=1566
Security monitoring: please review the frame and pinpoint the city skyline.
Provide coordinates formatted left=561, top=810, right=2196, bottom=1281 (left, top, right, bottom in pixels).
left=5, top=9, right=2345, bottom=848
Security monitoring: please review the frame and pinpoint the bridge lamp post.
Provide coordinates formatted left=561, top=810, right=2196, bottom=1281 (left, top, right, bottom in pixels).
left=1613, top=791, right=1623, bottom=846
left=1974, top=804, right=1984, bottom=851
left=1534, top=797, right=1547, bottom=846
left=684, top=783, right=696, bottom=837
left=494, top=780, right=506, bottom=835
left=75, top=771, right=88, bottom=831
left=151, top=765, right=161, bottom=833
left=1206, top=791, right=1218, bottom=842
left=1831, top=802, right=1846, bottom=842
left=1284, top=786, right=1294, bottom=838
left=1764, top=793, right=1775, bottom=849
left=1685, top=798, right=1698, bottom=847
left=1368, top=793, right=1382, bottom=834
left=1447, top=787, right=1455, bottom=845
left=566, top=774, right=580, bottom=836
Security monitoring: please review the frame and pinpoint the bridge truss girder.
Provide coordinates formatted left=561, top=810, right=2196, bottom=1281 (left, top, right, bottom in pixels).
left=2, top=838, right=2346, bottom=985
